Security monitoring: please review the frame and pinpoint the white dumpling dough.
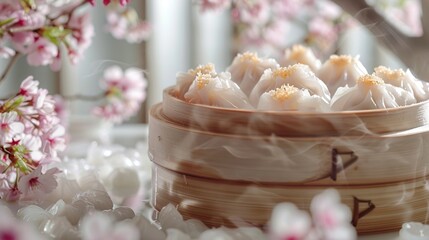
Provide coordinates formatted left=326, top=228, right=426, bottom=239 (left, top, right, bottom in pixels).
left=317, top=55, right=368, bottom=95
left=257, top=84, right=330, bottom=112
left=374, top=66, right=429, bottom=102
left=331, top=74, right=417, bottom=111
left=184, top=72, right=253, bottom=109
left=227, top=52, right=279, bottom=96
left=175, top=63, right=217, bottom=98
left=249, top=64, right=331, bottom=106
left=280, top=45, right=322, bottom=72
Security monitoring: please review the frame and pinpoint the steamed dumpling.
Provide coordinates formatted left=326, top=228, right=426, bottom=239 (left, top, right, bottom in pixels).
left=257, top=84, right=330, bottom=112
left=374, top=66, right=429, bottom=102
left=317, top=55, right=368, bottom=95
left=227, top=52, right=279, bottom=96
left=249, top=64, right=331, bottom=106
left=175, top=63, right=217, bottom=98
left=331, top=74, right=417, bottom=111
left=184, top=72, right=253, bottom=109
left=280, top=45, right=322, bottom=72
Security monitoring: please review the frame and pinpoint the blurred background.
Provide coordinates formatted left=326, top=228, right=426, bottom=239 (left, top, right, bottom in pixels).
left=0, top=0, right=424, bottom=123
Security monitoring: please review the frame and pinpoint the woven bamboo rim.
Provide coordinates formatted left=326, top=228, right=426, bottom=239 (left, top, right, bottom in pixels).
left=162, top=87, right=429, bottom=137
left=151, top=164, right=429, bottom=234
left=150, top=103, right=429, bottom=184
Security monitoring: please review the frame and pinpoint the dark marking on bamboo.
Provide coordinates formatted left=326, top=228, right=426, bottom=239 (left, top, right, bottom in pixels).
left=352, top=196, right=375, bottom=227
left=331, top=148, right=359, bottom=181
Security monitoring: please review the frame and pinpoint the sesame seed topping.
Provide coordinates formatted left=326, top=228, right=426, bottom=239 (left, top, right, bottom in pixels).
left=329, top=55, right=353, bottom=66
left=289, top=45, right=307, bottom=60
left=189, top=63, right=215, bottom=75
left=358, top=74, right=384, bottom=86
left=374, top=66, right=405, bottom=81
left=269, top=84, right=299, bottom=101
left=239, top=52, right=261, bottom=63
left=272, top=64, right=303, bottom=79
left=195, top=73, right=212, bottom=89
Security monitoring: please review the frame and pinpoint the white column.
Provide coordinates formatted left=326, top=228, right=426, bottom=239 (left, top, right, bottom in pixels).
left=338, top=26, right=376, bottom=70
left=192, top=7, right=233, bottom=70
left=146, top=0, right=193, bottom=108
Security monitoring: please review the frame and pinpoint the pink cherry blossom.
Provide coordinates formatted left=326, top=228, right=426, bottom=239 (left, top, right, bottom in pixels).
left=269, top=203, right=312, bottom=240
left=119, top=0, right=131, bottom=6
left=33, top=88, right=48, bottom=109
left=26, top=38, right=58, bottom=66
left=14, top=9, right=47, bottom=29
left=268, top=189, right=356, bottom=240
left=126, top=21, right=151, bottom=43
left=0, top=112, right=24, bottom=145
left=93, top=102, right=127, bottom=123
left=271, top=0, right=310, bottom=18
left=106, top=11, right=129, bottom=39
left=0, top=0, right=148, bottom=74
left=235, top=0, right=271, bottom=25
left=20, top=134, right=44, bottom=162
left=106, top=9, right=150, bottom=43
left=0, top=173, right=15, bottom=200
left=68, top=12, right=95, bottom=53
left=11, top=32, right=36, bottom=54
left=308, top=17, right=337, bottom=42
left=2, top=186, right=21, bottom=201
left=263, top=19, right=290, bottom=49
left=17, top=166, right=59, bottom=197
left=41, top=125, right=66, bottom=161
left=310, top=189, right=356, bottom=240
left=19, top=76, right=39, bottom=96
left=93, top=66, right=147, bottom=123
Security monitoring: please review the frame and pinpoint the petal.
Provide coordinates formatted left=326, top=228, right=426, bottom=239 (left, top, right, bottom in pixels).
left=9, top=122, right=24, bottom=134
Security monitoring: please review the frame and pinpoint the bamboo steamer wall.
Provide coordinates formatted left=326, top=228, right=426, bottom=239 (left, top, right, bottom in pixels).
left=148, top=87, right=429, bottom=234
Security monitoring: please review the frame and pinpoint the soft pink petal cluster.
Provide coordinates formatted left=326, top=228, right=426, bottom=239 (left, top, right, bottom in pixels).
left=199, top=0, right=353, bottom=56
left=106, top=8, right=151, bottom=43
left=0, top=77, right=65, bottom=202
left=200, top=0, right=231, bottom=12
left=0, top=0, right=148, bottom=71
left=269, top=189, right=356, bottom=240
left=87, top=0, right=131, bottom=6
left=0, top=1, right=95, bottom=70
left=93, top=66, right=147, bottom=123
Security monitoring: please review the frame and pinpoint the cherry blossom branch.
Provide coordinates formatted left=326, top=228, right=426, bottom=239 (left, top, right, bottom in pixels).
left=0, top=53, right=20, bottom=84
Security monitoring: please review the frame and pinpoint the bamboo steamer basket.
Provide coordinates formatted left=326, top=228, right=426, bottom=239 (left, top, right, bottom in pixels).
left=148, top=87, right=429, bottom=234
left=162, top=87, right=429, bottom=137
left=151, top=164, right=429, bottom=234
